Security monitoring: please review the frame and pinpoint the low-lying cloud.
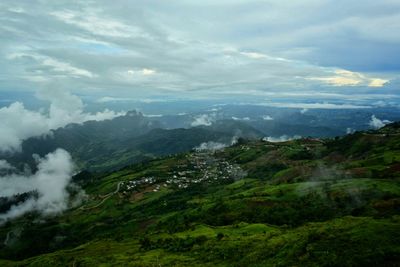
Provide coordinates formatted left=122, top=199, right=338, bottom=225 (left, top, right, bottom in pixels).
left=232, top=116, right=250, bottom=121
left=0, top=160, right=15, bottom=171
left=262, top=115, right=274, bottom=121
left=263, top=135, right=302, bottom=143
left=0, top=149, right=76, bottom=222
left=195, top=141, right=227, bottom=152
left=191, top=114, right=214, bottom=127
left=0, top=88, right=125, bottom=152
left=369, top=115, right=391, bottom=129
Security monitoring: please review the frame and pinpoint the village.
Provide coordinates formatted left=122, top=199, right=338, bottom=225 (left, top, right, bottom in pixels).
left=119, top=150, right=246, bottom=196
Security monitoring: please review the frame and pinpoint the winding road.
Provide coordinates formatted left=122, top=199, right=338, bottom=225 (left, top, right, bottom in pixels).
left=79, top=182, right=123, bottom=211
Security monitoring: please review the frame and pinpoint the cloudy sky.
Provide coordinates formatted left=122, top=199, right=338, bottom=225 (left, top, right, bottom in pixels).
left=1, top=0, right=400, bottom=104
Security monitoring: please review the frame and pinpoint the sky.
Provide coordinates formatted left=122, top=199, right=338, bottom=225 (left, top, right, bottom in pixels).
left=0, top=0, right=400, bottom=106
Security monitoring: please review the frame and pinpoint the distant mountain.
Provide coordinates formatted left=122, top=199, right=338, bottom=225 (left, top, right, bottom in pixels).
left=249, top=120, right=343, bottom=137
left=1, top=112, right=263, bottom=171
left=1, top=110, right=161, bottom=171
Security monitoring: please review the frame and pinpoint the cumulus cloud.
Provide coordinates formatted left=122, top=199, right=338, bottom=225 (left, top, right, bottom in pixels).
left=0, top=89, right=125, bottom=152
left=191, top=114, right=214, bottom=126
left=369, top=115, right=391, bottom=129
left=262, top=135, right=302, bottom=143
left=0, top=149, right=75, bottom=222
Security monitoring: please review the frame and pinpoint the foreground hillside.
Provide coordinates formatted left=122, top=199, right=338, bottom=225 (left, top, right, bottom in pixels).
left=1, top=124, right=400, bottom=266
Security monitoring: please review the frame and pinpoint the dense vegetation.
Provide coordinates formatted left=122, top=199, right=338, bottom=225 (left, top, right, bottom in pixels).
left=0, top=123, right=400, bottom=266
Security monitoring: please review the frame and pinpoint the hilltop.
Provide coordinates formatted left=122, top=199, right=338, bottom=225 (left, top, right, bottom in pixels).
left=0, top=123, right=399, bottom=266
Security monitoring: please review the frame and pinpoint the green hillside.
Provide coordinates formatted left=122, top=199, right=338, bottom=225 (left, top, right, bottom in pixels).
left=1, top=124, right=400, bottom=266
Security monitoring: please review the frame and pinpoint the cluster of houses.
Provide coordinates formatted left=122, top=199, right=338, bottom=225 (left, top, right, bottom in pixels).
left=120, top=177, right=157, bottom=192
left=119, top=151, right=246, bottom=196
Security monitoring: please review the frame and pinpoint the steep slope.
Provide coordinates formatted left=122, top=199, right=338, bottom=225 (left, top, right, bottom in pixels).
left=0, top=124, right=399, bottom=266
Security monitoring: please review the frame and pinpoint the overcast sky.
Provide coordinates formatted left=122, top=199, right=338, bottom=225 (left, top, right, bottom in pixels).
left=1, top=0, right=399, bottom=104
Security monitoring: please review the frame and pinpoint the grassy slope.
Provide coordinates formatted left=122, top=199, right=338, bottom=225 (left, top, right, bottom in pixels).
left=1, top=124, right=400, bottom=266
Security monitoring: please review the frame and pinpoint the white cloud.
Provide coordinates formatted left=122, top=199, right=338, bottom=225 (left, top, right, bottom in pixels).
left=195, top=141, right=227, bottom=152
left=262, top=135, right=302, bottom=143
left=0, top=160, right=15, bottom=171
left=191, top=114, right=214, bottom=126
left=369, top=115, right=391, bottom=129
left=127, top=68, right=156, bottom=76
left=96, top=96, right=133, bottom=103
left=240, top=51, right=268, bottom=59
left=0, top=102, right=51, bottom=152
left=307, top=69, right=389, bottom=87
left=346, top=128, right=356, bottom=134
left=369, top=78, right=389, bottom=87
left=300, top=108, right=308, bottom=114
left=232, top=116, right=250, bottom=121
left=260, top=102, right=371, bottom=109
left=143, top=114, right=163, bottom=118
left=42, top=57, right=94, bottom=78
left=262, top=115, right=274, bottom=121
left=8, top=52, right=94, bottom=78
left=238, top=51, right=290, bottom=62
left=0, top=89, right=126, bottom=152
left=0, top=149, right=75, bottom=222
left=51, top=9, right=149, bottom=39
left=142, top=68, right=156, bottom=75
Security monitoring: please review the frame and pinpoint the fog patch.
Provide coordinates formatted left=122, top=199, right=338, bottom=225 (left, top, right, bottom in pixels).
left=0, top=149, right=80, bottom=223
left=232, top=116, right=250, bottom=121
left=231, top=136, right=239, bottom=145
left=262, top=115, right=274, bottom=121
left=195, top=141, right=227, bottom=152
left=262, top=135, right=301, bottom=142
left=346, top=127, right=356, bottom=134
left=369, top=115, right=391, bottom=129
left=296, top=163, right=364, bottom=209
left=191, top=114, right=214, bottom=126
left=0, top=160, right=15, bottom=171
left=143, top=114, right=163, bottom=118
